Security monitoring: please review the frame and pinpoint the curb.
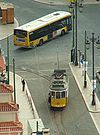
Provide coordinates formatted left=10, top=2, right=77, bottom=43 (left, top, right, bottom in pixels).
left=25, top=80, right=39, bottom=119
left=69, top=63, right=100, bottom=113
left=34, top=0, right=100, bottom=5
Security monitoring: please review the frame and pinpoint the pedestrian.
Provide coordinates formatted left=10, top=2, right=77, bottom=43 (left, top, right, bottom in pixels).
left=21, top=79, right=25, bottom=92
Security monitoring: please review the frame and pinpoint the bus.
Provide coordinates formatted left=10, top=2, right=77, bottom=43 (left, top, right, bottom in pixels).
left=14, top=11, right=72, bottom=48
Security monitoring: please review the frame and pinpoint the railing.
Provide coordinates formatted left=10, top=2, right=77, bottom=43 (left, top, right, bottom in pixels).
left=25, top=84, right=39, bottom=119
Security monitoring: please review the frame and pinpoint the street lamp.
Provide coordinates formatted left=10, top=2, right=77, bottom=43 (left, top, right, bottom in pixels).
left=85, top=32, right=100, bottom=106
left=69, top=0, right=83, bottom=66
left=13, top=58, right=16, bottom=104
left=74, top=0, right=78, bottom=66
left=7, top=36, right=10, bottom=84
left=84, top=30, right=90, bottom=88
left=91, top=33, right=96, bottom=105
left=70, top=8, right=75, bottom=63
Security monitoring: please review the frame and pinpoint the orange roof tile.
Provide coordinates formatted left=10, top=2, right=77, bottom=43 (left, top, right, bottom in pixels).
left=0, top=55, right=6, bottom=72
left=0, top=102, right=19, bottom=112
left=0, top=83, right=13, bottom=93
left=0, top=121, right=23, bottom=133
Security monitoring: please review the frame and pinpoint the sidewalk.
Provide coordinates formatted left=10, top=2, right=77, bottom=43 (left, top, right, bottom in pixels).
left=9, top=72, right=39, bottom=135
left=34, top=0, right=100, bottom=5
left=0, top=18, right=18, bottom=40
left=69, top=63, right=100, bottom=135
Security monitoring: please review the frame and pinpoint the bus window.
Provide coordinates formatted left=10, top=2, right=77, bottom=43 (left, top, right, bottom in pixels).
left=60, top=19, right=66, bottom=26
left=56, top=92, right=60, bottom=99
left=14, top=30, right=27, bottom=38
left=61, top=91, right=65, bottom=98
left=29, top=26, right=50, bottom=41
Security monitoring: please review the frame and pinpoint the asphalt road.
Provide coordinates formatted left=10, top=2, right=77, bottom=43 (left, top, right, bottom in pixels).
left=0, top=0, right=100, bottom=135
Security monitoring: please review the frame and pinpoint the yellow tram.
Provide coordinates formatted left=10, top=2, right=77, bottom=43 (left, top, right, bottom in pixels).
left=48, top=69, right=69, bottom=108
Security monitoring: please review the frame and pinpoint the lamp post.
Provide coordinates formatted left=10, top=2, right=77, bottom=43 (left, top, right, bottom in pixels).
left=74, top=0, right=78, bottom=66
left=69, top=0, right=83, bottom=65
left=13, top=58, right=16, bottom=104
left=72, top=8, right=75, bottom=48
left=91, top=33, right=95, bottom=105
left=7, top=37, right=9, bottom=84
left=84, top=30, right=88, bottom=88
left=70, top=8, right=75, bottom=63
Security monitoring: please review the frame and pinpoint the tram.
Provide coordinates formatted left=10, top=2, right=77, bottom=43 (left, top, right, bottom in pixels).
left=48, top=69, right=69, bottom=108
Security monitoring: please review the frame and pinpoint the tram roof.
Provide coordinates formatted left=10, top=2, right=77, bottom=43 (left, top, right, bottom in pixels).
left=49, top=81, right=68, bottom=91
left=49, top=69, right=69, bottom=91
left=15, top=11, right=72, bottom=32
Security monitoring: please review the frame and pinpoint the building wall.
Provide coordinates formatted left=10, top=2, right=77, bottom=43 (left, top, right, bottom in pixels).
left=0, top=112, right=16, bottom=121
left=0, top=94, right=12, bottom=102
left=0, top=133, right=18, bottom=135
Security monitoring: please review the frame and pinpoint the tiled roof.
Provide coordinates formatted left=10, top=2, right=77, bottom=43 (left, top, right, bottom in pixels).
left=0, top=102, right=19, bottom=112
left=0, top=55, right=6, bottom=72
left=0, top=121, right=23, bottom=133
left=0, top=83, right=13, bottom=93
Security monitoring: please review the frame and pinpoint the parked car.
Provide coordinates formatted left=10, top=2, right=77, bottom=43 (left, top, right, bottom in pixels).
left=96, top=71, right=100, bottom=82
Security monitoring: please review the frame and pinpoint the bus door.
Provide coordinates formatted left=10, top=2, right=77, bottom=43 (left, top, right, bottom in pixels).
left=66, top=17, right=72, bottom=31
left=48, top=33, right=52, bottom=40
left=48, top=25, right=53, bottom=40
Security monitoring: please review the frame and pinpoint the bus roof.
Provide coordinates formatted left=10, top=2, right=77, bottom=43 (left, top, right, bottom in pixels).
left=15, top=11, right=72, bottom=32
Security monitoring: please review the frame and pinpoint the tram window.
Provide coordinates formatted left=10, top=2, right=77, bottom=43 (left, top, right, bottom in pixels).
left=51, top=91, right=55, bottom=98
left=61, top=91, right=65, bottom=98
left=65, top=91, right=68, bottom=97
left=56, top=92, right=60, bottom=99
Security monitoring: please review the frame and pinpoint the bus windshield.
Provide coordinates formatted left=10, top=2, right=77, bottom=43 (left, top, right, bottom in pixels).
left=14, top=30, right=27, bottom=38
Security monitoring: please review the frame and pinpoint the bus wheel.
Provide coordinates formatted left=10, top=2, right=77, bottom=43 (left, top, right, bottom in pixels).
left=61, top=30, right=65, bottom=36
left=39, top=39, right=43, bottom=46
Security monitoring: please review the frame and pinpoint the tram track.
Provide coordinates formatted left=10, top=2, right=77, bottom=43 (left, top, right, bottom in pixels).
left=48, top=109, right=68, bottom=135
left=14, top=66, right=69, bottom=135
left=10, top=65, right=51, bottom=81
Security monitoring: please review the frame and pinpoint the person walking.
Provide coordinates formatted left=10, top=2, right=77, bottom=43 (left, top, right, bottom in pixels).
left=21, top=79, right=25, bottom=91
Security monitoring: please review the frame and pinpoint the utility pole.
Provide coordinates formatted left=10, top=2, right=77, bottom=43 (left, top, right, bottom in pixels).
left=7, top=37, right=9, bottom=84
left=84, top=30, right=87, bottom=88
left=74, top=0, right=78, bottom=66
left=91, top=33, right=96, bottom=106
left=13, top=58, right=16, bottom=104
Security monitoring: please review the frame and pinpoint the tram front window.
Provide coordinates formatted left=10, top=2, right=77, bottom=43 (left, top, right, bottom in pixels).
left=56, top=92, right=60, bottom=99
left=62, top=91, right=65, bottom=98
left=51, top=91, right=55, bottom=98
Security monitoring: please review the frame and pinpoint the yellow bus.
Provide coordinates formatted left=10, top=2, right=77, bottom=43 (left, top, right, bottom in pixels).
left=14, top=11, right=72, bottom=48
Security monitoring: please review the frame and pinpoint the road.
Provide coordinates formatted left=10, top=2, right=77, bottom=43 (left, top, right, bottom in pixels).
left=0, top=0, right=100, bottom=135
